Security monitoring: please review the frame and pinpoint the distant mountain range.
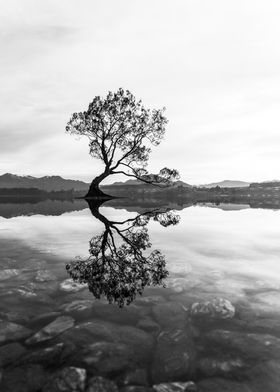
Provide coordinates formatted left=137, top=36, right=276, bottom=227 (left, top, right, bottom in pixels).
left=198, top=180, right=250, bottom=188
left=109, top=179, right=192, bottom=187
left=110, top=179, right=252, bottom=188
left=0, top=173, right=89, bottom=191
left=1, top=174, right=278, bottom=191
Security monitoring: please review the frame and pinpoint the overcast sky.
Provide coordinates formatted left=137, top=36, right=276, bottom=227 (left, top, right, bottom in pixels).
left=1, top=0, right=280, bottom=184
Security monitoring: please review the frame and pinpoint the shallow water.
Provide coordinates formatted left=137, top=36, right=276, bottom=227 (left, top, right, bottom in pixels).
left=1, top=199, right=280, bottom=391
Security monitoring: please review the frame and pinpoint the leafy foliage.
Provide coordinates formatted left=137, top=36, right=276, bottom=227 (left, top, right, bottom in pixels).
left=66, top=88, right=179, bottom=189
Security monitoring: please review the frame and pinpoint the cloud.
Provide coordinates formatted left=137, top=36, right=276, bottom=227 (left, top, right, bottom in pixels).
left=1, top=0, right=280, bottom=182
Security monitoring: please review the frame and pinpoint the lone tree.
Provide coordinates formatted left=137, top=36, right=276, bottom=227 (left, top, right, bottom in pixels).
left=66, top=88, right=179, bottom=198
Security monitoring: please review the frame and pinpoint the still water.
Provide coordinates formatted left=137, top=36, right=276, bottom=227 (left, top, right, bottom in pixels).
left=0, top=199, right=280, bottom=391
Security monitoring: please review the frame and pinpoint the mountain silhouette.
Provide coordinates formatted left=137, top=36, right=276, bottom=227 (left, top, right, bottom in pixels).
left=0, top=173, right=89, bottom=191
left=199, top=180, right=250, bottom=188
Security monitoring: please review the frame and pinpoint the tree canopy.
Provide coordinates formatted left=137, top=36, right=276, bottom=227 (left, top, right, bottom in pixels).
left=66, top=88, right=179, bottom=197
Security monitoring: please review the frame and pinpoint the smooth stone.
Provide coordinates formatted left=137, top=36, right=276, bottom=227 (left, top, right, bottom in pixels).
left=121, top=387, right=153, bottom=392
left=254, top=280, right=280, bottom=291
left=245, top=360, right=280, bottom=392
left=35, top=270, right=56, bottom=282
left=86, top=376, right=118, bottom=392
left=198, top=357, right=245, bottom=377
left=121, top=368, right=148, bottom=386
left=29, top=312, right=62, bottom=328
left=153, top=381, right=197, bottom=391
left=191, top=298, right=235, bottom=319
left=136, top=318, right=160, bottom=334
left=42, top=366, right=86, bottom=392
left=0, top=342, right=27, bottom=367
left=0, top=321, right=32, bottom=344
left=1, top=256, right=16, bottom=267
left=252, top=317, right=280, bottom=334
left=135, top=296, right=165, bottom=306
left=252, top=291, right=280, bottom=306
left=0, top=364, right=48, bottom=392
left=26, top=258, right=48, bottom=269
left=92, top=303, right=150, bottom=325
left=17, top=342, right=75, bottom=367
left=152, top=302, right=187, bottom=329
left=26, top=316, right=75, bottom=345
left=205, top=329, right=280, bottom=360
left=33, top=280, right=60, bottom=294
left=58, top=325, right=97, bottom=348
left=197, top=378, right=252, bottom=392
left=166, top=278, right=191, bottom=293
left=0, top=311, right=30, bottom=324
left=0, top=269, right=19, bottom=280
left=82, top=341, right=135, bottom=374
left=75, top=320, right=154, bottom=362
left=168, top=294, right=208, bottom=309
left=248, top=292, right=280, bottom=317
left=61, top=300, right=94, bottom=318
left=151, top=329, right=196, bottom=383
left=60, top=279, right=86, bottom=292
left=8, top=286, right=37, bottom=298
left=235, top=301, right=259, bottom=322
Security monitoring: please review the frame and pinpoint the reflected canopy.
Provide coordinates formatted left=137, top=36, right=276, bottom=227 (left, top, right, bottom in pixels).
left=66, top=200, right=180, bottom=307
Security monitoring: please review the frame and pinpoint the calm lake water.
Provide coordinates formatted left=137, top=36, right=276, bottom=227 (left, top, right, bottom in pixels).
left=1, top=199, right=280, bottom=391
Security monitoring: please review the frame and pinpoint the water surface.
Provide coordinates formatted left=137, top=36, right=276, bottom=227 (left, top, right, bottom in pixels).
left=1, top=199, right=280, bottom=391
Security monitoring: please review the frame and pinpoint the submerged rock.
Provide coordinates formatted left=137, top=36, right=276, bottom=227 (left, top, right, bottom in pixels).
left=245, top=360, right=280, bottom=392
left=198, top=357, right=245, bottom=377
left=86, top=376, right=118, bottom=392
left=29, top=311, right=62, bottom=328
left=197, top=378, right=252, bottom=392
left=35, top=270, right=56, bottom=282
left=92, top=303, right=149, bottom=325
left=61, top=300, right=94, bottom=319
left=13, top=287, right=37, bottom=298
left=17, top=342, right=75, bottom=367
left=153, top=382, right=197, bottom=391
left=191, top=298, right=235, bottom=319
left=205, top=329, right=280, bottom=360
left=82, top=341, right=135, bottom=374
left=152, top=302, right=187, bottom=329
left=75, top=320, right=154, bottom=362
left=248, top=291, right=280, bottom=318
left=251, top=317, right=280, bottom=335
left=60, top=279, right=86, bottom=292
left=26, top=316, right=75, bottom=345
left=135, top=296, right=165, bottom=306
left=151, top=329, right=196, bottom=383
left=0, top=364, right=48, bottom=392
left=136, top=318, right=160, bottom=334
left=166, top=278, right=193, bottom=294
left=0, top=269, right=19, bottom=280
left=0, top=342, right=27, bottom=367
left=121, top=387, right=152, bottom=392
left=121, top=368, right=148, bottom=386
left=0, top=311, right=30, bottom=324
left=42, top=366, right=86, bottom=392
left=0, top=321, right=32, bottom=344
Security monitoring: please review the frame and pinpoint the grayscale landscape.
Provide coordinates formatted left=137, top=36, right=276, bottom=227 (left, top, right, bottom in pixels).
left=1, top=1, right=280, bottom=392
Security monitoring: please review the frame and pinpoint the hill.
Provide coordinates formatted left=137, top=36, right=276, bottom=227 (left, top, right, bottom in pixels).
left=110, top=179, right=191, bottom=187
left=198, top=180, right=250, bottom=188
left=0, top=173, right=89, bottom=191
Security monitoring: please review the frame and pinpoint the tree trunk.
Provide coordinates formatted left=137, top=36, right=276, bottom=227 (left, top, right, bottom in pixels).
left=85, top=172, right=114, bottom=199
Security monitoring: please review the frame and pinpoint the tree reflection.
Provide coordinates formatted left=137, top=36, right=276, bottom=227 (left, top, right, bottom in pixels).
left=66, top=200, right=180, bottom=307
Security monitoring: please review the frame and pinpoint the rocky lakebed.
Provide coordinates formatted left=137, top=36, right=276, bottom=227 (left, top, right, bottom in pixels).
left=1, top=254, right=280, bottom=392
